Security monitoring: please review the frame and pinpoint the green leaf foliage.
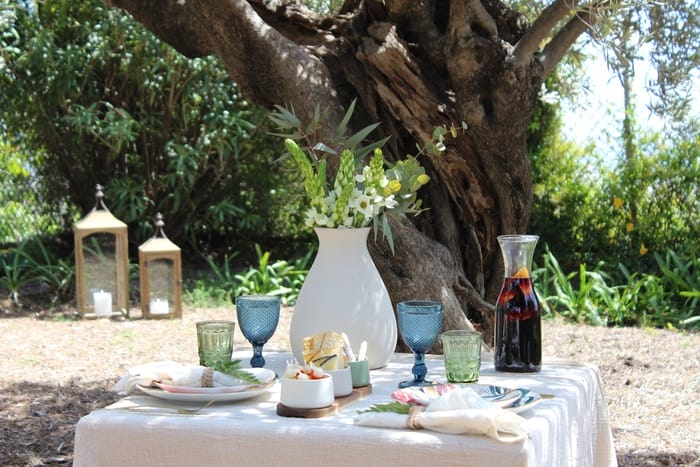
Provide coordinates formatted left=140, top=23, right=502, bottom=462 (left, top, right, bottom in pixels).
left=0, top=0, right=307, bottom=255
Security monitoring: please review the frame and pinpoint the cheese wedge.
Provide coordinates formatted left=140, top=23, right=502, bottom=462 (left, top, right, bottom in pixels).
left=302, top=331, right=348, bottom=370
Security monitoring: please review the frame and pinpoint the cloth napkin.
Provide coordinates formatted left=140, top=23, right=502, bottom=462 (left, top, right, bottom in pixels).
left=113, top=361, right=246, bottom=395
left=354, top=387, right=528, bottom=443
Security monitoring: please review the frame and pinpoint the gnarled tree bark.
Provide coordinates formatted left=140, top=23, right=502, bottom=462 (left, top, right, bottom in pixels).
left=107, top=0, right=597, bottom=347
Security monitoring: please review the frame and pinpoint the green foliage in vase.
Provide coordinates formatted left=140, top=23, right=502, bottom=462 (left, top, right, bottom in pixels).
left=270, top=101, right=431, bottom=252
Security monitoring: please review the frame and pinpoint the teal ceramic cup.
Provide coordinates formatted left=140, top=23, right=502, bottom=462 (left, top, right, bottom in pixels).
left=349, top=359, right=370, bottom=387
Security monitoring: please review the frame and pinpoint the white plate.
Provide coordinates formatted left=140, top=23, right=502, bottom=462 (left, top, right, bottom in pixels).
left=506, top=388, right=542, bottom=413
left=463, top=384, right=522, bottom=408
left=392, top=383, right=521, bottom=408
left=392, top=383, right=541, bottom=411
left=153, top=368, right=276, bottom=394
left=137, top=368, right=277, bottom=402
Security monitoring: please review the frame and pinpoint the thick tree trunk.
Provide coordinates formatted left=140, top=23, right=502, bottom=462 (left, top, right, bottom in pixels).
left=107, top=0, right=590, bottom=347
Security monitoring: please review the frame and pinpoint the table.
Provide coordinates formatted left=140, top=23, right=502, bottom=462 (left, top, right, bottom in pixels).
left=74, top=352, right=617, bottom=467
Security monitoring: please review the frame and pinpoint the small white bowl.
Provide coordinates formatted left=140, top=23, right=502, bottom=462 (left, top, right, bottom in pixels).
left=280, top=376, right=334, bottom=409
left=327, top=367, right=353, bottom=397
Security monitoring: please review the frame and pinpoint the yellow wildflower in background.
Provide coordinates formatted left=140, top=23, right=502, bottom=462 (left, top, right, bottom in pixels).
left=639, top=243, right=649, bottom=255
left=613, top=197, right=623, bottom=209
left=626, top=222, right=634, bottom=232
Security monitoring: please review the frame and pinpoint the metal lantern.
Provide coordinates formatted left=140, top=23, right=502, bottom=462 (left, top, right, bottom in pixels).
left=138, top=213, right=182, bottom=319
left=73, top=184, right=129, bottom=318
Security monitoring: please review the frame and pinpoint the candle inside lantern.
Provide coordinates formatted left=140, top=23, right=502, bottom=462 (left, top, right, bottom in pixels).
left=150, top=297, right=169, bottom=315
left=93, top=290, right=112, bottom=317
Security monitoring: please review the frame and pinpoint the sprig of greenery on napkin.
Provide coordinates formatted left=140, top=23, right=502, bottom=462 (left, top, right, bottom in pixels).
left=206, top=359, right=261, bottom=384
left=358, top=401, right=411, bottom=415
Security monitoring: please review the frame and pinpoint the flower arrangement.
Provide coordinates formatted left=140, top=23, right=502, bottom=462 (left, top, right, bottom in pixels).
left=285, top=139, right=429, bottom=229
left=271, top=102, right=431, bottom=251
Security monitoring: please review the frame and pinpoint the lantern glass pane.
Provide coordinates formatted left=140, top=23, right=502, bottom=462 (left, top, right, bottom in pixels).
left=148, top=258, right=174, bottom=314
left=82, top=233, right=117, bottom=312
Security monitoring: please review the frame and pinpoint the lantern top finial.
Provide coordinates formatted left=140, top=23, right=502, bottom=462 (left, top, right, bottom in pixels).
left=139, top=213, right=179, bottom=253
left=93, top=184, right=110, bottom=212
left=153, top=213, right=168, bottom=239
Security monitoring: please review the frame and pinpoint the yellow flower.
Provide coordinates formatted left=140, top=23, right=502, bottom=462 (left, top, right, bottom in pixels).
left=639, top=243, right=649, bottom=256
left=416, top=174, right=430, bottom=186
left=626, top=222, right=634, bottom=232
left=613, top=197, right=623, bottom=209
left=387, top=179, right=402, bottom=194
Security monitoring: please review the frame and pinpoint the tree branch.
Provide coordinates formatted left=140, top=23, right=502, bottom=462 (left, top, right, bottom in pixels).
left=512, top=0, right=580, bottom=67
left=466, top=0, right=498, bottom=39
left=540, top=8, right=594, bottom=76
left=386, top=0, right=446, bottom=70
left=108, top=0, right=343, bottom=127
left=445, top=0, right=484, bottom=124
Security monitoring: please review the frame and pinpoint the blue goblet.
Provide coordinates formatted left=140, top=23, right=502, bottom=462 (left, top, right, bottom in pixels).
left=397, top=300, right=443, bottom=388
left=235, top=295, right=281, bottom=368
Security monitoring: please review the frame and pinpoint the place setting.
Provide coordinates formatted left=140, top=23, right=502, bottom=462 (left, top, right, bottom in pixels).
left=109, top=293, right=543, bottom=426
left=112, top=295, right=283, bottom=408
left=352, top=299, right=543, bottom=442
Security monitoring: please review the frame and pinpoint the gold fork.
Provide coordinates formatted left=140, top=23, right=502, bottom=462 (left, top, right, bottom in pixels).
left=118, top=399, right=216, bottom=416
left=174, top=399, right=216, bottom=414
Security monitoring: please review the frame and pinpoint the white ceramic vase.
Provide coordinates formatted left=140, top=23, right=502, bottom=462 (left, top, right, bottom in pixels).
left=290, top=227, right=397, bottom=369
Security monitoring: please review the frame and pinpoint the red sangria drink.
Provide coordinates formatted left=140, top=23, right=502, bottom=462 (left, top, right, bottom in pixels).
left=494, top=235, right=542, bottom=373
left=494, top=269, right=541, bottom=372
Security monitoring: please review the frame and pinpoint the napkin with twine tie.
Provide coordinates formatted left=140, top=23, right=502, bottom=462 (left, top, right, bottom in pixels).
left=113, top=361, right=246, bottom=395
left=354, top=387, right=528, bottom=443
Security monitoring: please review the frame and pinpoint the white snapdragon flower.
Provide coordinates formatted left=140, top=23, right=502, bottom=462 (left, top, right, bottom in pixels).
left=382, top=194, right=398, bottom=209
left=316, top=212, right=330, bottom=226
left=325, top=192, right=337, bottom=212
left=305, top=207, right=330, bottom=227
left=304, top=208, right=318, bottom=227
left=342, top=215, right=354, bottom=227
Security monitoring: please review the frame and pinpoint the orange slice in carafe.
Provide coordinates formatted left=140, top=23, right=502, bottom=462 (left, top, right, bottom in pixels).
left=513, top=267, right=530, bottom=278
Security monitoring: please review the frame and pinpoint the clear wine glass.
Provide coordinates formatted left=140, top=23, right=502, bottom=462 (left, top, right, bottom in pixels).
left=397, top=300, right=443, bottom=388
left=235, top=295, right=281, bottom=368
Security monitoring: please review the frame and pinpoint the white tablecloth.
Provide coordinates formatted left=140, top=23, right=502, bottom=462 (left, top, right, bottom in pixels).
left=74, top=352, right=616, bottom=467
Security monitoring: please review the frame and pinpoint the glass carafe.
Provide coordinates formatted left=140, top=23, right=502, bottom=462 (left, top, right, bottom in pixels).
left=494, top=234, right=542, bottom=372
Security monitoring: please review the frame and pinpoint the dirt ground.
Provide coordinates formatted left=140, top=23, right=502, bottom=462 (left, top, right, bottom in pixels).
left=1, top=306, right=698, bottom=466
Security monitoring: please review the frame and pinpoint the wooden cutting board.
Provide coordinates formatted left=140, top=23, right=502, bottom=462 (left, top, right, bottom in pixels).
left=276, top=384, right=372, bottom=418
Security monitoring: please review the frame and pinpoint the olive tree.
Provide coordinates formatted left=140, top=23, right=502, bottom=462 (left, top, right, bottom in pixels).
left=100, top=0, right=700, bottom=341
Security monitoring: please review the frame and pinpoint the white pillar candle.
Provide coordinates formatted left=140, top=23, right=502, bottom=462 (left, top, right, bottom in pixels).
left=93, top=290, right=112, bottom=317
left=150, top=297, right=169, bottom=315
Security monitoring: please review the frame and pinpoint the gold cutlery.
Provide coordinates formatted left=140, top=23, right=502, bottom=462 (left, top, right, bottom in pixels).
left=115, top=399, right=216, bottom=416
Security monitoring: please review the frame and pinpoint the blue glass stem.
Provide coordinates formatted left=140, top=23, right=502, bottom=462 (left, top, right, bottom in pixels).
left=412, top=351, right=427, bottom=383
left=250, top=343, right=265, bottom=368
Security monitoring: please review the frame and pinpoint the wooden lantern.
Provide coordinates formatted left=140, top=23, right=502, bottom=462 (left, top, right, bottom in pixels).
left=73, top=184, right=129, bottom=318
left=138, top=213, right=182, bottom=319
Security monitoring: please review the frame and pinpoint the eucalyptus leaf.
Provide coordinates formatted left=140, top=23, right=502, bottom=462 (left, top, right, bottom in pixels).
left=357, top=401, right=411, bottom=414
left=207, top=359, right=262, bottom=384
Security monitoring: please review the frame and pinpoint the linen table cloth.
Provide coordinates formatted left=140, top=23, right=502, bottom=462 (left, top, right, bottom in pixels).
left=74, top=352, right=617, bottom=467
